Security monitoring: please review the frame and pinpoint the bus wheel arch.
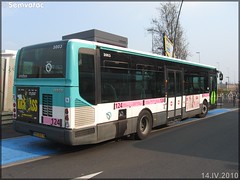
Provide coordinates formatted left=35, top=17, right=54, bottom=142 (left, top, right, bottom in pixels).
left=135, top=109, right=153, bottom=140
left=198, top=99, right=208, bottom=118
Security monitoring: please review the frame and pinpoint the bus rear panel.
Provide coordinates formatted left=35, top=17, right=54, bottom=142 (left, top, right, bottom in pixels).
left=13, top=40, right=98, bottom=145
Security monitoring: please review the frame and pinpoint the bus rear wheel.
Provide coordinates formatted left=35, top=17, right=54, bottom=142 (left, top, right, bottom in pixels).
left=198, top=101, right=208, bottom=118
left=135, top=110, right=152, bottom=140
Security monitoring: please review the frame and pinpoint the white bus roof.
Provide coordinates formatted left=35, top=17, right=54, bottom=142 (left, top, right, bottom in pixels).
left=69, top=39, right=216, bottom=70
left=20, top=39, right=216, bottom=70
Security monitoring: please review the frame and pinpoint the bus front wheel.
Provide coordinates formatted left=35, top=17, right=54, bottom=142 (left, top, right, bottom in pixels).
left=135, top=110, right=152, bottom=140
left=198, top=101, right=208, bottom=118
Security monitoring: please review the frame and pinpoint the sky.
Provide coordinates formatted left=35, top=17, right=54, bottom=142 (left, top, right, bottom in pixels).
left=2, top=1, right=239, bottom=84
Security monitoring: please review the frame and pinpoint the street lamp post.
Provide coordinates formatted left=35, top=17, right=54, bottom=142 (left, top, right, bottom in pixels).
left=147, top=29, right=154, bottom=53
left=147, top=26, right=158, bottom=53
left=172, top=0, right=184, bottom=58
left=226, top=76, right=230, bottom=90
left=196, top=52, right=200, bottom=63
left=216, top=62, right=220, bottom=70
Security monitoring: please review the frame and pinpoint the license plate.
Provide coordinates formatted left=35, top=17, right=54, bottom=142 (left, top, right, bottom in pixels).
left=33, top=132, right=46, bottom=139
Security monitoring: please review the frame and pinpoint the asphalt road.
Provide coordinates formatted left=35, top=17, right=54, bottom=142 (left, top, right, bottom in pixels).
left=2, top=109, right=239, bottom=179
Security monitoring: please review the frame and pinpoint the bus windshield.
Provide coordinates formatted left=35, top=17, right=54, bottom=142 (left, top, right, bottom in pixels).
left=17, top=41, right=67, bottom=78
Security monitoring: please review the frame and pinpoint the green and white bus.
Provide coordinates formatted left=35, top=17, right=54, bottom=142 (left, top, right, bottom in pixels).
left=13, top=39, right=221, bottom=145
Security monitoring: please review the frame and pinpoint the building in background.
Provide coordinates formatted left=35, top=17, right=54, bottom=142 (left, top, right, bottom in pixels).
left=1, top=50, right=17, bottom=113
left=62, top=29, right=128, bottom=48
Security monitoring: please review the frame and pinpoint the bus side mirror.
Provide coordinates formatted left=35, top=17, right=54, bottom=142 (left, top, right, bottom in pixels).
left=219, top=72, right=223, bottom=81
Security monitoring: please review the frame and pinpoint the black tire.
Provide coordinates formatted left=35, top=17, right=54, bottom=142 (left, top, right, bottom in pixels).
left=135, top=110, right=152, bottom=140
left=198, top=101, right=208, bottom=118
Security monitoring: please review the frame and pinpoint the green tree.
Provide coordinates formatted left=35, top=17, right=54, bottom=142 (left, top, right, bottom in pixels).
left=147, top=2, right=190, bottom=60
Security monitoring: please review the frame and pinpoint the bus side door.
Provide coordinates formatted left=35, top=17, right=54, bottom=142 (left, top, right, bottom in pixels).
left=166, top=69, right=183, bottom=120
left=209, top=73, right=217, bottom=109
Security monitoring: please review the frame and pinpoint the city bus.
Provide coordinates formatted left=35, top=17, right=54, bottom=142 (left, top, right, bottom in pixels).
left=13, top=39, right=222, bottom=145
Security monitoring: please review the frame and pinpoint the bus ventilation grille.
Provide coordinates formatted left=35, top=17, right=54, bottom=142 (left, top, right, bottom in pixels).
left=42, top=94, right=53, bottom=117
left=75, top=128, right=95, bottom=137
left=75, top=99, right=95, bottom=127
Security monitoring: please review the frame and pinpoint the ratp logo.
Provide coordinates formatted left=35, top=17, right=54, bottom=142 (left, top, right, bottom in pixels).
left=106, top=112, right=112, bottom=120
left=8, top=2, right=44, bottom=9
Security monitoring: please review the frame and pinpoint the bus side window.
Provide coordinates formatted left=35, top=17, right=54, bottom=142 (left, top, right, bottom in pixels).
left=156, top=69, right=165, bottom=97
left=132, top=70, right=143, bottom=100
left=168, top=72, right=175, bottom=96
left=102, top=83, right=117, bottom=103
left=78, top=53, right=95, bottom=104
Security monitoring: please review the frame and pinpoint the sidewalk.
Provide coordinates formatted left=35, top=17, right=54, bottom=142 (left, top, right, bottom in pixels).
left=217, top=99, right=239, bottom=109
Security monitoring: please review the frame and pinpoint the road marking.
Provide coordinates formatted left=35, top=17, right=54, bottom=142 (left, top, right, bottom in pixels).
left=2, top=155, right=50, bottom=168
left=1, top=136, right=61, bottom=166
left=74, top=171, right=103, bottom=179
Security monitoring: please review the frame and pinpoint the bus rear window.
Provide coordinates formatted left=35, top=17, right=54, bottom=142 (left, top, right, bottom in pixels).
left=17, top=42, right=67, bottom=78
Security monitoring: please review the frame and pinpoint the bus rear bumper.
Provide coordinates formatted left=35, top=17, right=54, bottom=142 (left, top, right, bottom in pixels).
left=13, top=120, right=97, bottom=146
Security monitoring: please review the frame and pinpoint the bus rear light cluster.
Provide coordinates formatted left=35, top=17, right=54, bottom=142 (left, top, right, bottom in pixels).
left=13, top=101, right=16, bottom=119
left=64, top=108, right=70, bottom=128
left=65, top=115, right=69, bottom=121
left=65, top=108, right=69, bottom=121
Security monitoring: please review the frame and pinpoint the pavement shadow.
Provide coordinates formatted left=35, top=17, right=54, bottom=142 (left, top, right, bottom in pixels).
left=133, top=110, right=238, bottom=163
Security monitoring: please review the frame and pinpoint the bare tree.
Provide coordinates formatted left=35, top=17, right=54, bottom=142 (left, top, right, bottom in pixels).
left=147, top=2, right=190, bottom=60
